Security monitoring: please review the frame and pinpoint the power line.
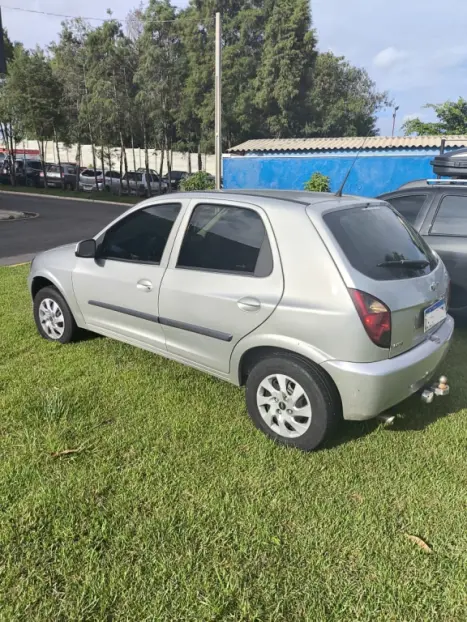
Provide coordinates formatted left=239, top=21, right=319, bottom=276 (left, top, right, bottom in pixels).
left=1, top=4, right=114, bottom=22
left=1, top=5, right=211, bottom=25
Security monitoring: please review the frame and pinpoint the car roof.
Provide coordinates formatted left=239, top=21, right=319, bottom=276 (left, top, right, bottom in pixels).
left=136, top=189, right=373, bottom=214
left=379, top=182, right=467, bottom=199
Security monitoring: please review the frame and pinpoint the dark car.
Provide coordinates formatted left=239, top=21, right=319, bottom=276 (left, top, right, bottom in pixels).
left=161, top=170, right=189, bottom=191
left=379, top=180, right=467, bottom=314
left=41, top=163, right=77, bottom=190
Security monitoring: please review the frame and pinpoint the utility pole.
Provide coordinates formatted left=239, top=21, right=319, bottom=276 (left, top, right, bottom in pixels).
left=391, top=105, right=399, bottom=138
left=215, top=12, right=222, bottom=190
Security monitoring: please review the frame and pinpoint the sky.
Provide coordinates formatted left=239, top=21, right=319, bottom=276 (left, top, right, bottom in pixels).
left=2, top=0, right=467, bottom=137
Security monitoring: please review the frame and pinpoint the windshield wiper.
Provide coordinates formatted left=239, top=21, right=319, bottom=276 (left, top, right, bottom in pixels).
left=377, top=259, right=430, bottom=268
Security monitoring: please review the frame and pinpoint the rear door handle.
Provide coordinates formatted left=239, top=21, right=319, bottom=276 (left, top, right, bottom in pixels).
left=237, top=296, right=261, bottom=312
left=137, top=279, right=153, bottom=292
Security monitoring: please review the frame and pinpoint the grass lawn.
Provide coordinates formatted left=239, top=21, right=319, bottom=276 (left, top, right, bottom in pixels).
left=1, top=264, right=466, bottom=620
left=0, top=185, right=139, bottom=205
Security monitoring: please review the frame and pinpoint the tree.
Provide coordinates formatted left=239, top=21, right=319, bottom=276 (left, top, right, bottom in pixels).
left=51, top=20, right=90, bottom=189
left=135, top=0, right=184, bottom=193
left=4, top=47, right=63, bottom=185
left=305, top=52, right=390, bottom=137
left=403, top=98, right=467, bottom=136
left=256, top=0, right=316, bottom=137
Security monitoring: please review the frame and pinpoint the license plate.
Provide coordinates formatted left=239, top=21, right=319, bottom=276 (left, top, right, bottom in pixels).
left=84, top=185, right=92, bottom=191
left=424, top=299, right=446, bottom=332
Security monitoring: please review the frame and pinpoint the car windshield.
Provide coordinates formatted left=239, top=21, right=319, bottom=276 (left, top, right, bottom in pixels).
left=47, top=165, right=61, bottom=174
left=323, top=203, right=438, bottom=280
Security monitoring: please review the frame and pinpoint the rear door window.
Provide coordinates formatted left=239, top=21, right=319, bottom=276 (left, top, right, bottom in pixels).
left=430, top=195, right=467, bottom=236
left=177, top=204, right=272, bottom=276
left=385, top=194, right=426, bottom=225
left=324, top=204, right=437, bottom=280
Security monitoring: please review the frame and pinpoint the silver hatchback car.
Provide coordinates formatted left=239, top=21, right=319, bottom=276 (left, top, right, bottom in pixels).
left=28, top=191, right=453, bottom=450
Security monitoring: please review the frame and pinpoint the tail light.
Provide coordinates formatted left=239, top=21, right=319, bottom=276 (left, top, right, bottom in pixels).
left=39, top=171, right=44, bottom=177
left=349, top=289, right=391, bottom=348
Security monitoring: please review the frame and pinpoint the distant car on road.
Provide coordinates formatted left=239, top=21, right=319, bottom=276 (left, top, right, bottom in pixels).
left=379, top=179, right=467, bottom=314
left=28, top=190, right=452, bottom=451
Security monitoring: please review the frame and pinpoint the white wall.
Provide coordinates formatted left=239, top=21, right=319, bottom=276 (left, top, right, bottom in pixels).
left=17, top=140, right=216, bottom=175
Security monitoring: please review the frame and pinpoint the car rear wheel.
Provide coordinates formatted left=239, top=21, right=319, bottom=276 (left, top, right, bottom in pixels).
left=33, top=286, right=79, bottom=344
left=245, top=354, right=340, bottom=451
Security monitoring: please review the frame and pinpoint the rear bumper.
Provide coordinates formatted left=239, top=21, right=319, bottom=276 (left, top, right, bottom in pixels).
left=321, top=315, right=454, bottom=421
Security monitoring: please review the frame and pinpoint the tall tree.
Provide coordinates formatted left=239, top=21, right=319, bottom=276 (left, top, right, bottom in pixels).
left=306, top=52, right=390, bottom=137
left=51, top=20, right=90, bottom=188
left=180, top=0, right=266, bottom=158
left=403, top=98, right=467, bottom=136
left=135, top=0, right=183, bottom=192
left=5, top=47, right=63, bottom=184
left=255, top=0, right=316, bottom=137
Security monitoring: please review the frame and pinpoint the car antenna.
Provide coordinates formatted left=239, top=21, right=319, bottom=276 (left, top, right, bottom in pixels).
left=335, top=131, right=373, bottom=197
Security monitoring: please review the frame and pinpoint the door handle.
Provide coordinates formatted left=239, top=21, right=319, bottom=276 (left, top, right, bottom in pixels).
left=237, top=296, right=261, bottom=312
left=136, top=279, right=153, bottom=292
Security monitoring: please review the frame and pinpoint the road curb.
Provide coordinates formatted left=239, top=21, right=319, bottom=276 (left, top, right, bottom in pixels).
left=0, top=189, right=133, bottom=207
left=0, top=253, right=35, bottom=267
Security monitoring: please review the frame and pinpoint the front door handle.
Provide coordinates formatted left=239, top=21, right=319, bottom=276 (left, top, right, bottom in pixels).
left=237, top=296, right=261, bottom=312
left=137, top=279, right=153, bottom=292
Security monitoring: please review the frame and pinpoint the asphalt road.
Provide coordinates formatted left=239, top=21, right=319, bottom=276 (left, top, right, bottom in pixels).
left=0, top=193, right=128, bottom=265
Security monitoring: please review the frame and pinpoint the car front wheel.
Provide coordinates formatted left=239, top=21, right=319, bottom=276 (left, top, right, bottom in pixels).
left=33, top=286, right=79, bottom=344
left=245, top=354, right=340, bottom=451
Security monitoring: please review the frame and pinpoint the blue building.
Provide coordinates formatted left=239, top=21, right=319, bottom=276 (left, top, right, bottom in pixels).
left=223, top=136, right=467, bottom=197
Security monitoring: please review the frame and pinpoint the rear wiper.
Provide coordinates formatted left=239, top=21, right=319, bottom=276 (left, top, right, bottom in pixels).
left=377, top=259, right=430, bottom=268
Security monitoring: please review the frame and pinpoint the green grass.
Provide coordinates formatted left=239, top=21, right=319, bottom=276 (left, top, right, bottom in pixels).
left=1, top=264, right=466, bottom=621
left=0, top=185, right=138, bottom=204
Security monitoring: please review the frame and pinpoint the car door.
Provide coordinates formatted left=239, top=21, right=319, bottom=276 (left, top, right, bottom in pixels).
left=72, top=201, right=185, bottom=350
left=422, top=193, right=467, bottom=311
left=158, top=199, right=284, bottom=374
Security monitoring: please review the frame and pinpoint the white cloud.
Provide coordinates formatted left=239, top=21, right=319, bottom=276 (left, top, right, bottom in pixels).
left=373, top=47, right=409, bottom=69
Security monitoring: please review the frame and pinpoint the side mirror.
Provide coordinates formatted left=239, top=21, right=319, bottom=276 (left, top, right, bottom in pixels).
left=75, top=239, right=96, bottom=258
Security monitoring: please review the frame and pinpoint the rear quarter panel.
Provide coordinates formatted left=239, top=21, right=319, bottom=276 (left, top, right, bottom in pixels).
left=230, top=200, right=383, bottom=382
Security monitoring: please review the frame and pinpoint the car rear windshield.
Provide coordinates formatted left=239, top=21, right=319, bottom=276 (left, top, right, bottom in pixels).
left=323, top=203, right=438, bottom=280
left=82, top=170, right=102, bottom=177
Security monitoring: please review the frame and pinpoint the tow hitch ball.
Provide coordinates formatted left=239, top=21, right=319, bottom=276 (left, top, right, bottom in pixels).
left=421, top=375, right=450, bottom=404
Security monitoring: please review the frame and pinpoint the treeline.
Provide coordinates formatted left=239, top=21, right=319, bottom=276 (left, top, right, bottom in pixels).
left=0, top=0, right=390, bottom=183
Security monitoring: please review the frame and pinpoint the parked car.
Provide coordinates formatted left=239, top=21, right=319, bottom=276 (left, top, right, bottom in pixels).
left=79, top=169, right=104, bottom=191
left=28, top=191, right=453, bottom=451
left=162, top=170, right=189, bottom=191
left=41, top=163, right=77, bottom=190
left=123, top=171, right=167, bottom=195
left=379, top=179, right=467, bottom=314
left=3, top=159, right=44, bottom=187
left=103, top=170, right=122, bottom=193
left=79, top=169, right=123, bottom=193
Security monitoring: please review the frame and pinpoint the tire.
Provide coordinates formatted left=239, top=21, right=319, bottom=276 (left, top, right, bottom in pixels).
left=245, top=354, right=340, bottom=451
left=33, top=286, right=79, bottom=344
